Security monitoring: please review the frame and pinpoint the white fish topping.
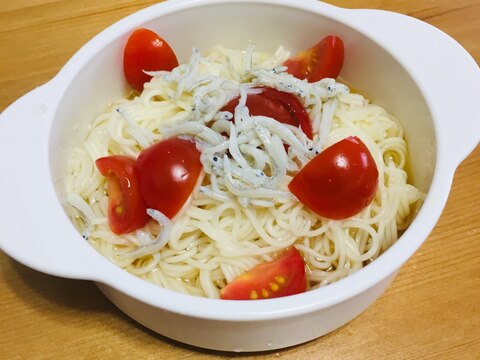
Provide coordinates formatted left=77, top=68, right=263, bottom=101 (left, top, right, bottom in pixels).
left=67, top=193, right=95, bottom=239
left=157, top=45, right=349, bottom=206
left=121, top=209, right=172, bottom=259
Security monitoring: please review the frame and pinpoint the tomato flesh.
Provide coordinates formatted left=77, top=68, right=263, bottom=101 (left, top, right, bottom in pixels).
left=95, top=155, right=150, bottom=234
left=220, top=87, right=313, bottom=139
left=220, top=247, right=307, bottom=300
left=135, top=137, right=202, bottom=219
left=289, top=136, right=378, bottom=220
left=123, top=28, right=179, bottom=92
left=283, top=35, right=344, bottom=82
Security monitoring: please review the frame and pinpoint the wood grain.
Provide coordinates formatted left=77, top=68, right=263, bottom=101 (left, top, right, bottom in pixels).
left=1, top=1, right=479, bottom=359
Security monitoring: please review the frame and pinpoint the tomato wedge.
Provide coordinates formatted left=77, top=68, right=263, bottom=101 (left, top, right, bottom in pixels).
left=289, top=136, right=378, bottom=220
left=135, top=137, right=202, bottom=219
left=95, top=155, right=150, bottom=234
left=220, top=247, right=307, bottom=300
left=220, top=87, right=313, bottom=139
left=123, top=28, right=179, bottom=92
left=283, top=35, right=344, bottom=82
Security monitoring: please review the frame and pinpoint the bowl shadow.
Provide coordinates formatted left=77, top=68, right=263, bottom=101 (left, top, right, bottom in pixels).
left=2, top=256, right=305, bottom=357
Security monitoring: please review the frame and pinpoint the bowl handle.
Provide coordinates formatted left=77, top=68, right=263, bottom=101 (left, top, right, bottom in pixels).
left=349, top=9, right=480, bottom=167
left=0, top=82, right=110, bottom=281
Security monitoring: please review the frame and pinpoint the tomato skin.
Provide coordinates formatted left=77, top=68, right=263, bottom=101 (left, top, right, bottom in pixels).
left=135, top=137, right=202, bottom=219
left=283, top=35, right=344, bottom=82
left=220, top=87, right=313, bottom=139
left=220, top=247, right=307, bottom=300
left=95, top=155, right=150, bottom=234
left=123, top=28, right=179, bottom=92
left=288, top=136, right=378, bottom=220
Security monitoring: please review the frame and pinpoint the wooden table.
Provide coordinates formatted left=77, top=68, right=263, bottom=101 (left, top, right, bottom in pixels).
left=1, top=1, right=478, bottom=359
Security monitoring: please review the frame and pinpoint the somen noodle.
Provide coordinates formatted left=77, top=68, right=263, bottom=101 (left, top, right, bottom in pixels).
left=66, top=44, right=423, bottom=298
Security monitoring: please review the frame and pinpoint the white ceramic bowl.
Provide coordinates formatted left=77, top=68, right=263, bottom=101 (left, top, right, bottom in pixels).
left=1, top=0, right=479, bottom=352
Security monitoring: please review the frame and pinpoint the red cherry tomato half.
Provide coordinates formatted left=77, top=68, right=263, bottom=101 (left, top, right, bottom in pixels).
left=220, top=247, right=307, bottom=300
left=283, top=35, right=344, bottom=82
left=135, top=137, right=202, bottom=219
left=289, top=136, right=378, bottom=220
left=220, top=87, right=313, bottom=139
left=123, top=28, right=179, bottom=92
left=95, top=155, right=150, bottom=234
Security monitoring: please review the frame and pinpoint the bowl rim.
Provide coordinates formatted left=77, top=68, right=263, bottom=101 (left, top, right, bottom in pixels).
left=43, top=0, right=450, bottom=321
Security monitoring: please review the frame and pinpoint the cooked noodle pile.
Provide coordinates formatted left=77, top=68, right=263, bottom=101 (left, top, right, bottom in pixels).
left=66, top=45, right=423, bottom=298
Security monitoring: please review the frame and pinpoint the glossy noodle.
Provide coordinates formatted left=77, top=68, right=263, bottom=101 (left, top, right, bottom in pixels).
left=66, top=45, right=423, bottom=298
